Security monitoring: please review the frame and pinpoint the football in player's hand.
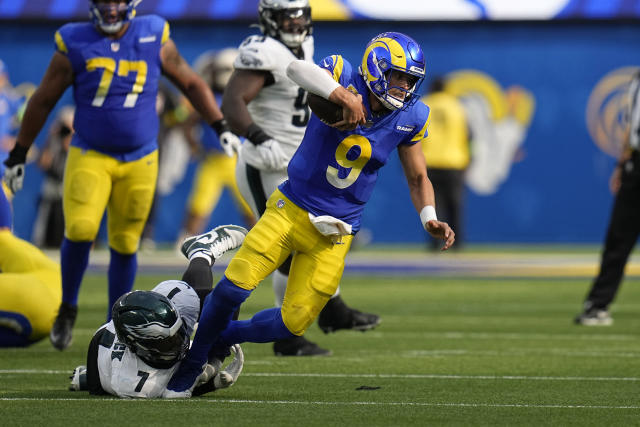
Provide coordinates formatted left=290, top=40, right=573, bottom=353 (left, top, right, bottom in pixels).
left=308, top=93, right=343, bottom=125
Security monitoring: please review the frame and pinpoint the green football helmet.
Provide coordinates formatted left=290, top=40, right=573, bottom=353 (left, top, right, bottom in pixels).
left=112, top=290, right=189, bottom=369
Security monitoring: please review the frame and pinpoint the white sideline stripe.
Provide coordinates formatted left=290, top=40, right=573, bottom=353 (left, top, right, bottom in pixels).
left=1, top=370, right=638, bottom=381
left=13, top=329, right=634, bottom=342
left=0, top=397, right=638, bottom=409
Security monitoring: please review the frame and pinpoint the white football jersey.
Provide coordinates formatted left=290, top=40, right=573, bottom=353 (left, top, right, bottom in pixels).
left=234, top=34, right=314, bottom=161
left=96, top=281, right=199, bottom=398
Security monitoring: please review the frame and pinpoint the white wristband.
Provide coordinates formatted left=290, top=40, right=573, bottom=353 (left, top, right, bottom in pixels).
left=420, top=205, right=437, bottom=229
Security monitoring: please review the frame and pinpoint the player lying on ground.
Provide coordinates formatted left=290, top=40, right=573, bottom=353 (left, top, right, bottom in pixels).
left=69, top=224, right=247, bottom=398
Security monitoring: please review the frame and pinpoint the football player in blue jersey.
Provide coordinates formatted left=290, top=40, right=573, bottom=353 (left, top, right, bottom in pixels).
left=2, top=0, right=241, bottom=351
left=164, top=32, right=455, bottom=398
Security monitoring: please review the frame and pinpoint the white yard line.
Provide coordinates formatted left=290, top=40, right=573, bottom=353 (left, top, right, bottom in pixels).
left=0, top=397, right=638, bottom=410
left=1, top=370, right=638, bottom=381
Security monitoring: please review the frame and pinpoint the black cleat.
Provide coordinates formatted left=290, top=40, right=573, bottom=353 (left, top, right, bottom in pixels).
left=318, top=295, right=381, bottom=334
left=49, top=302, right=78, bottom=351
left=273, top=335, right=332, bottom=356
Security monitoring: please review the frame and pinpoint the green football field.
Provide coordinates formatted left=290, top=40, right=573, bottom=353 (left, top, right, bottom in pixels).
left=1, top=248, right=640, bottom=426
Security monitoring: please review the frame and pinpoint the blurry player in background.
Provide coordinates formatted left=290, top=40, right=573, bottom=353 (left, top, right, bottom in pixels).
left=164, top=32, right=454, bottom=398
left=33, top=105, right=75, bottom=248
left=2, top=0, right=241, bottom=351
left=70, top=224, right=247, bottom=398
left=0, top=185, right=61, bottom=347
left=0, top=59, right=25, bottom=197
left=223, top=0, right=379, bottom=357
left=420, top=77, right=470, bottom=250
left=178, top=48, right=254, bottom=242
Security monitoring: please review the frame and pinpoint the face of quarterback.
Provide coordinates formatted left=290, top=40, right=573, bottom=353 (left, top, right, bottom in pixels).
left=387, top=70, right=420, bottom=101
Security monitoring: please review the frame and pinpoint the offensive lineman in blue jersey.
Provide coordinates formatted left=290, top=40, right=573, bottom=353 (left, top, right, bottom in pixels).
left=164, top=32, right=455, bottom=397
left=2, top=0, right=241, bottom=351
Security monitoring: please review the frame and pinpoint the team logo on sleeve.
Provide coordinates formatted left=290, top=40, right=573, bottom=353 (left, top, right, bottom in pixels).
left=239, top=53, right=262, bottom=67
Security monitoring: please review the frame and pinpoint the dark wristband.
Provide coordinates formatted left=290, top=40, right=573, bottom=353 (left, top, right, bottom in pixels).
left=210, top=118, right=230, bottom=137
left=245, top=123, right=271, bottom=145
left=4, top=143, right=29, bottom=167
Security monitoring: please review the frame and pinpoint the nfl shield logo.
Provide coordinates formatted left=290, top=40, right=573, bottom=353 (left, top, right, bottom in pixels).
left=111, top=42, right=120, bottom=52
left=276, top=199, right=285, bottom=209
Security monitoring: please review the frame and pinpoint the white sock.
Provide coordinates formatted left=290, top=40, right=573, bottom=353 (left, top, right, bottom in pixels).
left=272, top=270, right=288, bottom=307
left=331, top=286, right=340, bottom=299
left=190, top=251, right=213, bottom=265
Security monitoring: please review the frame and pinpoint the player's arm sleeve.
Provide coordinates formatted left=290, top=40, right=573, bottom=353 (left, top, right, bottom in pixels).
left=407, top=105, right=431, bottom=146
left=161, top=20, right=170, bottom=45
left=86, top=327, right=111, bottom=396
left=286, top=59, right=341, bottom=99
left=53, top=29, right=69, bottom=55
left=233, top=37, right=276, bottom=71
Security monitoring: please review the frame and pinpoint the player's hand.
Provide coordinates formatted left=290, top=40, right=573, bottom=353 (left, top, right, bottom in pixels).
left=256, top=139, right=288, bottom=171
left=335, top=93, right=367, bottom=131
left=219, top=131, right=241, bottom=157
left=3, top=143, right=28, bottom=194
left=213, top=344, right=244, bottom=389
left=425, top=220, right=455, bottom=251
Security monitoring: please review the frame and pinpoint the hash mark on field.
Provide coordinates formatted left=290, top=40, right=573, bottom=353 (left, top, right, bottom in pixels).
left=0, top=397, right=639, bottom=410
left=1, top=370, right=638, bottom=381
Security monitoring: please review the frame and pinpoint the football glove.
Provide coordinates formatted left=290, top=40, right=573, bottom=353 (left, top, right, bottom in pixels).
left=211, top=119, right=241, bottom=157
left=213, top=344, right=244, bottom=389
left=3, top=143, right=28, bottom=194
left=219, top=131, right=241, bottom=157
left=256, top=138, right=288, bottom=171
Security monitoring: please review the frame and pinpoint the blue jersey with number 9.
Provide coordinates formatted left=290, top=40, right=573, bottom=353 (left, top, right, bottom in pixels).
left=280, top=55, right=431, bottom=232
left=54, top=15, right=168, bottom=161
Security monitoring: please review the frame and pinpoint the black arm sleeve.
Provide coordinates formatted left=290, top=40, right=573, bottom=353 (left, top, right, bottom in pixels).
left=86, top=328, right=109, bottom=395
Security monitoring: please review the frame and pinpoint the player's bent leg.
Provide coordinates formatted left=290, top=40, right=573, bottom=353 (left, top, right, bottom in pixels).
left=164, top=277, right=252, bottom=398
left=270, top=255, right=331, bottom=356
left=180, top=224, right=248, bottom=262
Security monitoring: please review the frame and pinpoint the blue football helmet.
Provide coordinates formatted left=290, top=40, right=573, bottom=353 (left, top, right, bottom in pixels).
left=90, top=0, right=141, bottom=34
left=112, top=290, right=189, bottom=369
left=359, top=32, right=426, bottom=111
left=259, top=0, right=312, bottom=48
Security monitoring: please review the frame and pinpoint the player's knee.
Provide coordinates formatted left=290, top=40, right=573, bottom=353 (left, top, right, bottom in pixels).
left=109, top=232, right=138, bottom=254
left=281, top=305, right=315, bottom=336
left=66, top=219, right=99, bottom=242
left=226, top=257, right=259, bottom=291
